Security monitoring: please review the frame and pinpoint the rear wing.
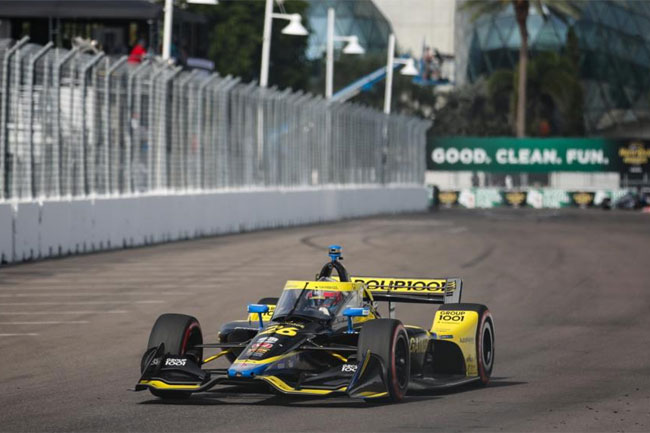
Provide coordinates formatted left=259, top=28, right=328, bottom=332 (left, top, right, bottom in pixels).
left=350, top=277, right=462, bottom=305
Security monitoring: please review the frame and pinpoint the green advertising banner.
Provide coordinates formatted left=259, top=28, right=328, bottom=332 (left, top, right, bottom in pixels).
left=427, top=137, right=650, bottom=173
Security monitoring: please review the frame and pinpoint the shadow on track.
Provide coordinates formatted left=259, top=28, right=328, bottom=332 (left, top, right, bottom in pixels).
left=136, top=378, right=524, bottom=408
left=137, top=384, right=440, bottom=408
left=408, top=377, right=526, bottom=397
left=139, top=394, right=440, bottom=409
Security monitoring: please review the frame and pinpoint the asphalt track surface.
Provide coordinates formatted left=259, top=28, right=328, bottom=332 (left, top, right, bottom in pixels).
left=1, top=208, right=649, bottom=432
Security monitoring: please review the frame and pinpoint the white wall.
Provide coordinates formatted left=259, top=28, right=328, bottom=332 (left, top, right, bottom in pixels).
left=0, top=185, right=427, bottom=264
left=426, top=170, right=621, bottom=190
left=549, top=172, right=620, bottom=189
left=425, top=170, right=474, bottom=189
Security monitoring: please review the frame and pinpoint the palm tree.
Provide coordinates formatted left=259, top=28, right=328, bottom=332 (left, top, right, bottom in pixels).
left=487, top=51, right=584, bottom=136
left=460, top=0, right=582, bottom=137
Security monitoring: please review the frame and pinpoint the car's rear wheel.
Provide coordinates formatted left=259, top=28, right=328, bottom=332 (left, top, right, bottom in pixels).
left=437, top=303, right=495, bottom=386
left=143, top=313, right=203, bottom=399
left=476, top=308, right=495, bottom=386
left=358, top=319, right=410, bottom=402
left=257, top=297, right=279, bottom=305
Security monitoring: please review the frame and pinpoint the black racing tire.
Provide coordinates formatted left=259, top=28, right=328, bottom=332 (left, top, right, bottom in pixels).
left=257, top=297, right=279, bottom=305
left=476, top=307, right=495, bottom=385
left=358, top=319, right=410, bottom=402
left=143, top=313, right=203, bottom=399
left=224, top=328, right=252, bottom=363
left=438, top=303, right=495, bottom=386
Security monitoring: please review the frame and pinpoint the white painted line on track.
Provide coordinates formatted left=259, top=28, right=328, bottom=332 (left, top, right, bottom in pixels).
left=0, top=300, right=165, bottom=306
left=0, top=333, right=39, bottom=337
left=0, top=321, right=89, bottom=325
left=0, top=311, right=128, bottom=315
left=0, top=292, right=190, bottom=297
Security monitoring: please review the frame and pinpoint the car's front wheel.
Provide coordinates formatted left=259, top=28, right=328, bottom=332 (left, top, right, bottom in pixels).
left=143, top=313, right=203, bottom=399
left=357, top=318, right=410, bottom=402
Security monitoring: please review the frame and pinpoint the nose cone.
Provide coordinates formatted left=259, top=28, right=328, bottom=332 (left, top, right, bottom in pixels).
left=227, top=330, right=304, bottom=378
left=227, top=360, right=271, bottom=378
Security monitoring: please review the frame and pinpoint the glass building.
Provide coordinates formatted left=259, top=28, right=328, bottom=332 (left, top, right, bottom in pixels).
left=455, top=0, right=650, bottom=133
left=305, top=0, right=392, bottom=60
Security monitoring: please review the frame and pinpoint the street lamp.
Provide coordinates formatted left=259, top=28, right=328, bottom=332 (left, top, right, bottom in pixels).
left=162, top=0, right=218, bottom=61
left=259, top=0, right=308, bottom=88
left=383, top=33, right=418, bottom=114
left=325, top=7, right=365, bottom=99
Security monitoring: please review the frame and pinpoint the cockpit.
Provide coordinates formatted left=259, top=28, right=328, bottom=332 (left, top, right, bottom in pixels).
left=271, top=281, right=364, bottom=322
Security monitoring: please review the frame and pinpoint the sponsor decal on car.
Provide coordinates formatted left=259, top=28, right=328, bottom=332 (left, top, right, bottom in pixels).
left=465, top=355, right=477, bottom=375
left=438, top=311, right=466, bottom=322
left=250, top=342, right=274, bottom=350
left=353, top=278, right=446, bottom=293
left=164, top=358, right=187, bottom=367
left=259, top=324, right=301, bottom=337
left=249, top=348, right=271, bottom=357
left=341, top=364, right=357, bottom=373
left=409, top=337, right=429, bottom=353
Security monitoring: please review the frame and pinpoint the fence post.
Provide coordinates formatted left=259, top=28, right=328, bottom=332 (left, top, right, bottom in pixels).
left=196, top=73, right=218, bottom=189
left=52, top=46, right=79, bottom=198
left=147, top=64, right=167, bottom=191
left=125, top=59, right=150, bottom=195
left=0, top=37, right=29, bottom=201
left=11, top=40, right=29, bottom=199
left=103, top=56, right=127, bottom=195
left=80, top=52, right=104, bottom=197
left=155, top=65, right=181, bottom=191
left=211, top=76, right=239, bottom=189
left=174, top=69, right=197, bottom=190
left=27, top=42, right=53, bottom=200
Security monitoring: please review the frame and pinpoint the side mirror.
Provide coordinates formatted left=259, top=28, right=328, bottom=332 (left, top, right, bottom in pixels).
left=343, top=307, right=369, bottom=317
left=248, top=304, right=270, bottom=314
left=247, top=304, right=269, bottom=329
left=343, top=307, right=369, bottom=333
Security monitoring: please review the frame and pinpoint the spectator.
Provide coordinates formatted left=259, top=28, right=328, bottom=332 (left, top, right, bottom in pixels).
left=128, top=39, right=147, bottom=64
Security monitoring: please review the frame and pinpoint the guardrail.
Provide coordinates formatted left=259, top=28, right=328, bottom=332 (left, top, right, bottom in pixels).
left=0, top=38, right=430, bottom=202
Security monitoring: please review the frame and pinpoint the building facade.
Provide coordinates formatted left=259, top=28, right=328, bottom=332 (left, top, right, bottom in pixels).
left=0, top=0, right=206, bottom=60
left=455, top=0, right=650, bottom=135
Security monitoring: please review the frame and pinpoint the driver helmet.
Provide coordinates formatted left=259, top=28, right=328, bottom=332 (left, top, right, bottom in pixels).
left=307, top=290, right=344, bottom=315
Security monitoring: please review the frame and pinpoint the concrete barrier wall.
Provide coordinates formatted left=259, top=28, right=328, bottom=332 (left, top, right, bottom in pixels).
left=0, top=185, right=426, bottom=264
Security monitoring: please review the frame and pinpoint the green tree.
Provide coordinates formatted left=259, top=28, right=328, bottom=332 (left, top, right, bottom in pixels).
left=192, top=0, right=310, bottom=89
left=486, top=49, right=583, bottom=136
left=429, top=78, right=512, bottom=136
left=460, top=0, right=582, bottom=137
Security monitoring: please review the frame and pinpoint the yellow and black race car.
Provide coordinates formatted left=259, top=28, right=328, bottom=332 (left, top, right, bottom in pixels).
left=135, top=245, right=495, bottom=402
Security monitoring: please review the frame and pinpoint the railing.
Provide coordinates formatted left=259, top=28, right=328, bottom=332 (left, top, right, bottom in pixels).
left=0, top=38, right=430, bottom=202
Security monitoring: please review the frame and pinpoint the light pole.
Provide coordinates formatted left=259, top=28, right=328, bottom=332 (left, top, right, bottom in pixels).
left=162, top=0, right=218, bottom=61
left=325, top=7, right=365, bottom=99
left=259, top=0, right=308, bottom=88
left=383, top=33, right=418, bottom=114
left=162, top=0, right=173, bottom=60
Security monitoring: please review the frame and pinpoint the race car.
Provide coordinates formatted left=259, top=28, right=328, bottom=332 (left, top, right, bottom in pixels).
left=135, top=245, right=495, bottom=402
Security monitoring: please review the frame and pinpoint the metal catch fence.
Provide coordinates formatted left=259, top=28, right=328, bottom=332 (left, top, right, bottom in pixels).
left=0, top=38, right=430, bottom=201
